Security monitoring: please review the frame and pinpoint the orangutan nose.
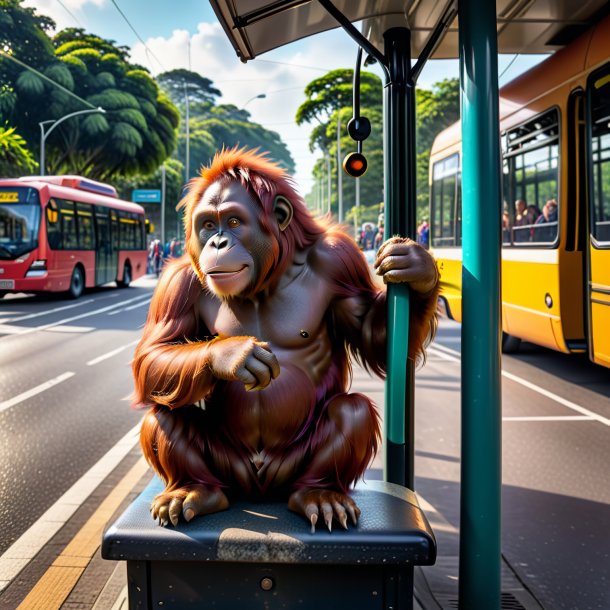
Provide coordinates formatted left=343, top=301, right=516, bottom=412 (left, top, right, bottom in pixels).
left=211, top=231, right=229, bottom=250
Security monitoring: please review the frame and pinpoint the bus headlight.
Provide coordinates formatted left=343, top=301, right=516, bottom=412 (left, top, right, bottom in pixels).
left=26, top=259, right=47, bottom=277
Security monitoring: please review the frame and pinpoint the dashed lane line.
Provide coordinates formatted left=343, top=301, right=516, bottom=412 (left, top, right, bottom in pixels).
left=15, top=457, right=149, bottom=610
left=87, top=340, right=140, bottom=366
left=428, top=342, right=610, bottom=427
left=107, top=297, right=152, bottom=316
left=0, top=293, right=152, bottom=339
left=0, top=423, right=142, bottom=593
left=0, top=372, right=75, bottom=414
left=0, top=292, right=120, bottom=324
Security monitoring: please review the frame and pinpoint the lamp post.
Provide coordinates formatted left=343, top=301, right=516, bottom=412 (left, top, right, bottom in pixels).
left=39, top=107, right=105, bottom=176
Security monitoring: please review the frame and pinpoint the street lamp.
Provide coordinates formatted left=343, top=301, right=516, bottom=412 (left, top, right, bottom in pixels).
left=39, top=107, right=105, bottom=175
left=243, top=93, right=266, bottom=108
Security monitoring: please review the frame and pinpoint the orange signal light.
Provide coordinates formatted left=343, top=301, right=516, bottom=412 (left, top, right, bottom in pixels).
left=343, top=152, right=368, bottom=178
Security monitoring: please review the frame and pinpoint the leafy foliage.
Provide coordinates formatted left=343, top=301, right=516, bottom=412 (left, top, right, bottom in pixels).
left=297, top=70, right=459, bottom=225
left=0, top=126, right=36, bottom=175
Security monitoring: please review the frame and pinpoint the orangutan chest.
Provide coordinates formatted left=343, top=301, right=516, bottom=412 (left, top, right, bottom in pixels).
left=201, top=279, right=329, bottom=346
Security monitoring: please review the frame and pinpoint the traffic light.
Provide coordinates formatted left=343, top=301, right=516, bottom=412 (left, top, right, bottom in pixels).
left=343, top=151, right=368, bottom=178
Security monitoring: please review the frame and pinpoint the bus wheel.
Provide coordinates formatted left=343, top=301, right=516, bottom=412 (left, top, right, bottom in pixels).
left=117, top=264, right=131, bottom=288
left=68, top=266, right=84, bottom=299
left=501, top=331, right=521, bottom=354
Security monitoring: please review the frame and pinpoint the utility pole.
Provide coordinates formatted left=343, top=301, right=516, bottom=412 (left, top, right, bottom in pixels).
left=337, top=113, right=343, bottom=222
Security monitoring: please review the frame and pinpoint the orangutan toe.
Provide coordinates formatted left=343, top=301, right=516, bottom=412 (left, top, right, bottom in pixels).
left=288, top=488, right=361, bottom=533
left=150, top=485, right=229, bottom=526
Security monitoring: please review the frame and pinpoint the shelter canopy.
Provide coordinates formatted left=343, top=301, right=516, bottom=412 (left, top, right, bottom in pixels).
left=210, top=0, right=609, bottom=62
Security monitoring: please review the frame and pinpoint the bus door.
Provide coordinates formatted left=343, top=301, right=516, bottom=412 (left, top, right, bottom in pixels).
left=587, top=65, right=610, bottom=366
left=94, top=206, right=113, bottom=285
left=110, top=210, right=119, bottom=281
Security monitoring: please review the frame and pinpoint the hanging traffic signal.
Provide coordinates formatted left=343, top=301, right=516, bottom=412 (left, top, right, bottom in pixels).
left=343, top=151, right=368, bottom=177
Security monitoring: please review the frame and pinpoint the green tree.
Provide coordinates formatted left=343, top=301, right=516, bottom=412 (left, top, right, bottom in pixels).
left=296, top=69, right=384, bottom=219
left=0, top=126, right=36, bottom=175
left=415, top=78, right=460, bottom=216
left=1, top=11, right=180, bottom=181
left=157, top=69, right=221, bottom=108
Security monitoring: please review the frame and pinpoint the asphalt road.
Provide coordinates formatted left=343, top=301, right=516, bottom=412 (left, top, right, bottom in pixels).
left=0, top=278, right=608, bottom=609
left=418, top=320, right=610, bottom=610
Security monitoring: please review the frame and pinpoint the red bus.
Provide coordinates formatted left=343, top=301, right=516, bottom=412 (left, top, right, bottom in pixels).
left=0, top=175, right=149, bottom=299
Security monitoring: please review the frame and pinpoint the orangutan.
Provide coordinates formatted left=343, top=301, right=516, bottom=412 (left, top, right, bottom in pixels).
left=132, top=147, right=439, bottom=532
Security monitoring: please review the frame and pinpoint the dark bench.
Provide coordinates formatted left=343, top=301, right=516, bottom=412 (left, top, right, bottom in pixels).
left=102, top=476, right=436, bottom=609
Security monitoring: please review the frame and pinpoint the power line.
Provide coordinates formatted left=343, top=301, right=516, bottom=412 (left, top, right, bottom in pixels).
left=255, top=58, right=329, bottom=72
left=55, top=0, right=85, bottom=28
left=0, top=49, right=96, bottom=109
left=109, top=0, right=165, bottom=72
left=499, top=54, right=520, bottom=80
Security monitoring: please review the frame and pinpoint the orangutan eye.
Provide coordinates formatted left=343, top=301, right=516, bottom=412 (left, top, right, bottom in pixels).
left=227, top=217, right=241, bottom=229
left=202, top=220, right=216, bottom=231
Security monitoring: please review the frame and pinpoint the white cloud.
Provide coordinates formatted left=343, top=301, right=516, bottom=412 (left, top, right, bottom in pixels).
left=130, top=23, right=366, bottom=194
left=24, top=0, right=106, bottom=31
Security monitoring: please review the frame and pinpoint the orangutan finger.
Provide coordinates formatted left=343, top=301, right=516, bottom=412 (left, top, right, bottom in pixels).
left=243, top=357, right=273, bottom=390
left=305, top=502, right=319, bottom=534
left=332, top=501, right=348, bottom=529
left=346, top=502, right=359, bottom=526
left=253, top=344, right=280, bottom=379
left=158, top=503, right=170, bottom=527
left=320, top=501, right=333, bottom=532
left=169, top=497, right=183, bottom=526
left=235, top=367, right=257, bottom=388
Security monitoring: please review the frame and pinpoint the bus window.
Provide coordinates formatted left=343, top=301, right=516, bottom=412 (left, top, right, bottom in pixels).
left=76, top=203, right=95, bottom=250
left=118, top=210, right=146, bottom=250
left=60, top=200, right=78, bottom=249
left=504, top=108, right=559, bottom=245
left=0, top=187, right=41, bottom=258
left=431, top=153, right=461, bottom=247
left=590, top=67, right=610, bottom=245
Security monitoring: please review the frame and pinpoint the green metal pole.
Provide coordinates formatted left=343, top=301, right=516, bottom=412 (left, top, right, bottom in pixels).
left=383, top=27, right=416, bottom=489
left=458, top=0, right=502, bottom=608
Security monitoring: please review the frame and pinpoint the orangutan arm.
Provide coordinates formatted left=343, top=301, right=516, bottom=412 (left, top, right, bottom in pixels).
left=320, top=233, right=440, bottom=374
left=132, top=258, right=280, bottom=409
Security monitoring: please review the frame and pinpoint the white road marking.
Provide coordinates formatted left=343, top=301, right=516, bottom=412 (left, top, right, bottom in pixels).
left=87, top=340, right=140, bottom=366
left=107, top=298, right=151, bottom=315
left=428, top=345, right=460, bottom=362
left=430, top=341, right=610, bottom=427
left=0, top=372, right=75, bottom=414
left=0, top=422, right=142, bottom=592
left=501, top=370, right=610, bottom=427
left=0, top=293, right=151, bottom=339
left=0, top=292, right=120, bottom=324
left=45, top=325, right=95, bottom=333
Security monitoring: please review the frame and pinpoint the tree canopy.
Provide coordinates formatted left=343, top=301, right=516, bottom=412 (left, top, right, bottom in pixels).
left=157, top=69, right=221, bottom=108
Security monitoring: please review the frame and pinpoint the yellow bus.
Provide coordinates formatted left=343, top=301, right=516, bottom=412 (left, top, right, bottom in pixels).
left=430, top=12, right=610, bottom=368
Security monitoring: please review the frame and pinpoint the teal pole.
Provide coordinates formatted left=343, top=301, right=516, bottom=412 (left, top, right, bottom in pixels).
left=458, top=0, right=502, bottom=608
left=382, top=27, right=416, bottom=489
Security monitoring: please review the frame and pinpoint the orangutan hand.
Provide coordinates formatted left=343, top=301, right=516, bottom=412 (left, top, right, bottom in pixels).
left=208, top=336, right=280, bottom=391
left=374, top=237, right=438, bottom=294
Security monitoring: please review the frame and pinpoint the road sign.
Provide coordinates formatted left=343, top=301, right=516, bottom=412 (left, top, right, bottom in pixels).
left=132, top=189, right=161, bottom=203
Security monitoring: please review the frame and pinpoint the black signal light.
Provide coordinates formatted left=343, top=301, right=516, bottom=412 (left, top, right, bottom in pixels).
left=343, top=152, right=368, bottom=177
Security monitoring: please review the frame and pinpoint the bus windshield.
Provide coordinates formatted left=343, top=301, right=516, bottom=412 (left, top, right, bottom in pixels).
left=0, top=187, right=41, bottom=259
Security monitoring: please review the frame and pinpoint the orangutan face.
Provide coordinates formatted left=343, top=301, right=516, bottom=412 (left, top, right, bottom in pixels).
left=191, top=180, right=291, bottom=298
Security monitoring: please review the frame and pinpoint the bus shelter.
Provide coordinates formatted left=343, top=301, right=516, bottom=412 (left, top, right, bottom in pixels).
left=207, top=1, right=609, bottom=607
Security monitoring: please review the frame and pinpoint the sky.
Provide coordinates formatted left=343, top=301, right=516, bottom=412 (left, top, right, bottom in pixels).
left=24, top=0, right=548, bottom=196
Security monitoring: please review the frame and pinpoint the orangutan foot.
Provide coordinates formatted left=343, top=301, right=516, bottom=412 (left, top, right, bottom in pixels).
left=288, top=488, right=361, bottom=533
left=151, top=484, right=229, bottom=526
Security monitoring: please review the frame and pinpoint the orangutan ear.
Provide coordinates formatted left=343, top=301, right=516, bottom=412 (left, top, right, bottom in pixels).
left=273, top=195, right=293, bottom=231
